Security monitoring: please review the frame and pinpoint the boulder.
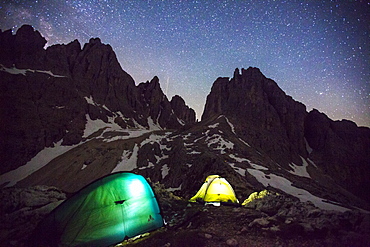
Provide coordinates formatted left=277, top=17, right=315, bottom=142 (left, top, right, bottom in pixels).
left=0, top=186, right=66, bottom=247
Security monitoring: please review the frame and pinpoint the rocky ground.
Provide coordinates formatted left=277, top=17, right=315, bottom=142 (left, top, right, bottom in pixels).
left=118, top=182, right=370, bottom=247
left=1, top=184, right=369, bottom=247
left=0, top=186, right=66, bottom=246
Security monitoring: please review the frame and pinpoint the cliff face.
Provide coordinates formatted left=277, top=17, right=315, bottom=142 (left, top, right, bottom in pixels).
left=136, top=77, right=195, bottom=129
left=305, top=109, right=370, bottom=201
left=170, top=95, right=196, bottom=124
left=0, top=25, right=195, bottom=174
left=202, top=67, right=370, bottom=202
left=202, top=67, right=307, bottom=168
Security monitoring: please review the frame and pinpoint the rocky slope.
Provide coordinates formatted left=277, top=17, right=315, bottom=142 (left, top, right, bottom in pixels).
left=305, top=109, right=370, bottom=201
left=126, top=187, right=370, bottom=247
left=0, top=186, right=66, bottom=246
left=0, top=25, right=195, bottom=175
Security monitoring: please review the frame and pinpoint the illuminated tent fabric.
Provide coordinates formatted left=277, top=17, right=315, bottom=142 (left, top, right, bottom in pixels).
left=31, top=172, right=163, bottom=247
left=189, top=175, right=239, bottom=203
left=242, top=189, right=270, bottom=206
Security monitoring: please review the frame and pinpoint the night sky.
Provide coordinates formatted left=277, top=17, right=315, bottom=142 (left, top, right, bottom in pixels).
left=1, top=0, right=369, bottom=126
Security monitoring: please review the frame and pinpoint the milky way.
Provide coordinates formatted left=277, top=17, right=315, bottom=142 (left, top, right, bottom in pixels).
left=1, top=0, right=369, bottom=126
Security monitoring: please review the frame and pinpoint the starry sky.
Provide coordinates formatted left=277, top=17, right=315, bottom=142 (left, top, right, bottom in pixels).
left=1, top=0, right=369, bottom=126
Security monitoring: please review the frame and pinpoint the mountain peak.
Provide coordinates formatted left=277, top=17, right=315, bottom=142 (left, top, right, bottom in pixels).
left=203, top=67, right=308, bottom=167
left=150, top=76, right=160, bottom=86
left=15, top=24, right=47, bottom=49
left=231, top=67, right=265, bottom=84
left=88, top=37, right=102, bottom=45
left=202, top=68, right=370, bottom=202
left=0, top=24, right=47, bottom=68
left=170, top=95, right=196, bottom=123
left=0, top=25, right=196, bottom=174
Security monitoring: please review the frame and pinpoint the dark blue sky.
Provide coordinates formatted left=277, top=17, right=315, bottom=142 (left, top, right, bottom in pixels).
left=1, top=0, right=369, bottom=126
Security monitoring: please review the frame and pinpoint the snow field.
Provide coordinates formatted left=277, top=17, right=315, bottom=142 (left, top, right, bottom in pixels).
left=288, top=156, right=311, bottom=178
left=247, top=168, right=349, bottom=212
left=0, top=140, right=78, bottom=187
left=111, top=132, right=172, bottom=174
left=1, top=64, right=65, bottom=77
left=112, top=145, right=139, bottom=172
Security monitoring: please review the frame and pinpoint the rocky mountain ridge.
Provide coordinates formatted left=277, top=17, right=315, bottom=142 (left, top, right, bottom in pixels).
left=1, top=24, right=369, bottom=204
left=202, top=67, right=370, bottom=203
left=0, top=25, right=195, bottom=175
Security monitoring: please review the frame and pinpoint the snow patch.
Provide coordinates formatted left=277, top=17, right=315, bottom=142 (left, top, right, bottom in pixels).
left=139, top=162, right=155, bottom=170
left=141, top=133, right=167, bottom=146
left=83, top=114, right=156, bottom=142
left=83, top=114, right=109, bottom=138
left=183, top=133, right=192, bottom=140
left=0, top=64, right=65, bottom=77
left=84, top=96, right=112, bottom=113
left=0, top=140, right=78, bottom=187
left=167, top=184, right=182, bottom=192
left=140, top=133, right=171, bottom=163
left=229, top=154, right=249, bottom=163
left=247, top=168, right=349, bottom=212
left=223, top=116, right=250, bottom=147
left=147, top=117, right=162, bottom=130
left=229, top=163, right=246, bottom=176
left=208, top=123, right=219, bottom=129
left=307, top=158, right=318, bottom=168
left=222, top=116, right=235, bottom=133
left=177, top=117, right=185, bottom=126
left=229, top=154, right=268, bottom=170
left=54, top=106, right=65, bottom=109
left=237, top=137, right=251, bottom=147
left=102, top=104, right=110, bottom=112
left=112, top=145, right=139, bottom=172
left=250, top=163, right=269, bottom=170
left=305, top=138, right=313, bottom=154
left=157, top=154, right=169, bottom=163
left=288, top=157, right=311, bottom=178
left=161, top=164, right=170, bottom=179
left=206, top=134, right=234, bottom=154
left=103, top=129, right=150, bottom=142
left=84, top=96, right=95, bottom=105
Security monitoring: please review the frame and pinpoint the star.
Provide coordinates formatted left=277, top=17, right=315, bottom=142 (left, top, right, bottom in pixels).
left=1, top=0, right=369, bottom=126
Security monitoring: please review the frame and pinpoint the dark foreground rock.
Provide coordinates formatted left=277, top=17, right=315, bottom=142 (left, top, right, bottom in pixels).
left=0, top=186, right=66, bottom=247
left=1, top=185, right=369, bottom=247
left=122, top=188, right=370, bottom=247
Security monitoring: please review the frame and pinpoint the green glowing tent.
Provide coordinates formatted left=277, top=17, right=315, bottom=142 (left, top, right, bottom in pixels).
left=31, top=172, right=163, bottom=247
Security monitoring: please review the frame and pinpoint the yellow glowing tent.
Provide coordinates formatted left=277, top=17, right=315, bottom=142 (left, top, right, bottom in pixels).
left=189, top=175, right=239, bottom=203
left=241, top=189, right=270, bottom=206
